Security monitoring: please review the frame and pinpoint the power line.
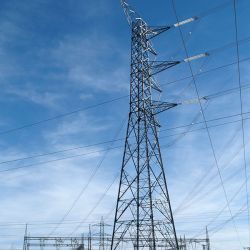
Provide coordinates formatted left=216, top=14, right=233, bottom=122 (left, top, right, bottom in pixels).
left=210, top=204, right=248, bottom=236
left=182, top=158, right=245, bottom=220
left=0, top=95, right=128, bottom=136
left=0, top=146, right=123, bottom=173
left=233, top=0, right=250, bottom=246
left=2, top=114, right=250, bottom=174
left=198, top=0, right=245, bottom=19
left=174, top=123, right=242, bottom=214
left=207, top=35, right=250, bottom=55
left=161, top=110, right=250, bottom=132
left=203, top=82, right=250, bottom=100
left=0, top=138, right=124, bottom=165
left=172, top=127, right=249, bottom=218
left=170, top=0, right=243, bottom=247
left=162, top=56, right=250, bottom=87
left=0, top=210, right=246, bottom=227
left=193, top=174, right=250, bottom=238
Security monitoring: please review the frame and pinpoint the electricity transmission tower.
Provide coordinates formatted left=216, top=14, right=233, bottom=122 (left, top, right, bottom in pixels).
left=110, top=1, right=200, bottom=249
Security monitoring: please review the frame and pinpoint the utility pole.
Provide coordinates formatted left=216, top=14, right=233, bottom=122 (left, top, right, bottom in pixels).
left=88, top=225, right=92, bottom=250
left=81, top=233, right=85, bottom=250
left=110, top=1, right=203, bottom=249
left=95, top=217, right=105, bottom=250
left=93, top=217, right=111, bottom=250
left=206, top=227, right=210, bottom=250
left=23, top=224, right=28, bottom=250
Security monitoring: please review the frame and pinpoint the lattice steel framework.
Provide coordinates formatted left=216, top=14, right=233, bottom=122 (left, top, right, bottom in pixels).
left=111, top=2, right=182, bottom=249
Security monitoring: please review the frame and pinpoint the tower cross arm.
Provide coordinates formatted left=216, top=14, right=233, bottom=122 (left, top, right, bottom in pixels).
left=147, top=26, right=172, bottom=39
left=151, top=100, right=178, bottom=115
left=149, top=60, right=181, bottom=76
left=148, top=51, right=209, bottom=76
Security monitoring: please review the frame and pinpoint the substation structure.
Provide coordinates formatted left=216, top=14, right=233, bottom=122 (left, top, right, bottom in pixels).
left=23, top=1, right=210, bottom=249
left=23, top=234, right=210, bottom=250
left=24, top=219, right=210, bottom=250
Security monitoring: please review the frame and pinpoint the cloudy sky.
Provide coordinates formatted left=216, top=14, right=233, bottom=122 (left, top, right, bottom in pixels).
left=0, top=0, right=250, bottom=249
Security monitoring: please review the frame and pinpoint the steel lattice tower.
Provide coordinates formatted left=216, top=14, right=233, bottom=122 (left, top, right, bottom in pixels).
left=111, top=1, right=181, bottom=249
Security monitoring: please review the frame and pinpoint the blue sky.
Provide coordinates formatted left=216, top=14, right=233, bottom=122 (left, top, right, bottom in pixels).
left=0, top=0, right=250, bottom=249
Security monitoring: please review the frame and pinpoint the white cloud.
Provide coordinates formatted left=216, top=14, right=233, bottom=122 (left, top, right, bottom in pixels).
left=2, top=83, right=66, bottom=109
left=50, top=33, right=129, bottom=92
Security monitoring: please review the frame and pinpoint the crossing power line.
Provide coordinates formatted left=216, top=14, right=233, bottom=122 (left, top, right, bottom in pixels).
left=170, top=0, right=244, bottom=247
